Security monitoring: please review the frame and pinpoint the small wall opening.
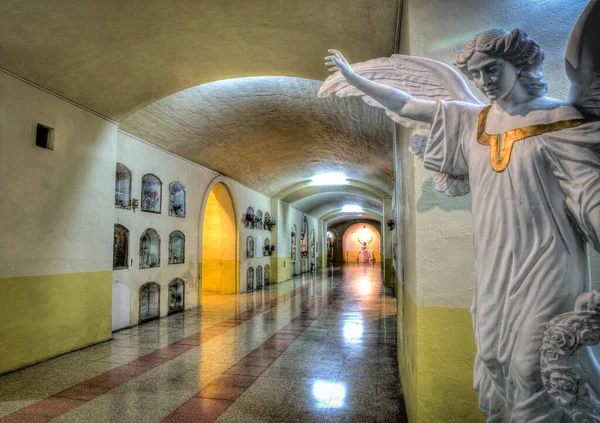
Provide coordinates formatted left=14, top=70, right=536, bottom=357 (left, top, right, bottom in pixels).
left=35, top=123, right=54, bottom=150
left=265, top=264, right=271, bottom=285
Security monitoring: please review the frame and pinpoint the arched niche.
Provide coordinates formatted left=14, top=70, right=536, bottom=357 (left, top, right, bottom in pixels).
left=169, top=230, right=185, bottom=264
left=113, top=224, right=129, bottom=270
left=115, top=163, right=132, bottom=209
left=256, top=209, right=263, bottom=230
left=169, top=181, right=186, bottom=218
left=256, top=266, right=263, bottom=289
left=139, top=282, right=160, bottom=323
left=140, top=228, right=160, bottom=269
left=141, top=174, right=162, bottom=213
left=264, top=211, right=273, bottom=231
left=256, top=235, right=263, bottom=258
left=246, top=267, right=254, bottom=291
left=264, top=237, right=271, bottom=256
left=290, top=225, right=297, bottom=266
left=245, top=206, right=255, bottom=229
left=168, top=278, right=185, bottom=314
left=300, top=216, right=308, bottom=259
left=112, top=283, right=130, bottom=331
left=246, top=235, right=254, bottom=258
left=264, top=264, right=271, bottom=285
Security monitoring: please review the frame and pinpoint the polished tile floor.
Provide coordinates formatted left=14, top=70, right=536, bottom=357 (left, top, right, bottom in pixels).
left=0, top=264, right=407, bottom=422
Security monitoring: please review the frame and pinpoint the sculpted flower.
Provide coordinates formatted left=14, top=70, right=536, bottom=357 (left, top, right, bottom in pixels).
left=543, top=369, right=586, bottom=407
left=547, top=327, right=577, bottom=355
left=540, top=344, right=560, bottom=362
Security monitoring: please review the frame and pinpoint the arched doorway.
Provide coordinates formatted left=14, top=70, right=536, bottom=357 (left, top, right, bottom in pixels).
left=201, top=183, right=237, bottom=297
left=342, top=223, right=381, bottom=263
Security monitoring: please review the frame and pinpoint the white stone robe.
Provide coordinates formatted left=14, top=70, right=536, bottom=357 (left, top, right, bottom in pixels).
left=423, top=101, right=600, bottom=423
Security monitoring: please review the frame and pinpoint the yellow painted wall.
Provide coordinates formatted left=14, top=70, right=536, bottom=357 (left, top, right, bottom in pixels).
left=399, top=288, right=483, bottom=423
left=272, top=256, right=291, bottom=284
left=202, top=184, right=237, bottom=294
left=0, top=271, right=112, bottom=374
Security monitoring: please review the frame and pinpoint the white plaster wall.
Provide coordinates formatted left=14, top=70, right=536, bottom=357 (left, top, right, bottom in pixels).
left=401, top=0, right=591, bottom=308
left=276, top=201, right=319, bottom=276
left=0, top=71, right=117, bottom=278
left=114, top=132, right=217, bottom=324
left=225, top=180, right=272, bottom=291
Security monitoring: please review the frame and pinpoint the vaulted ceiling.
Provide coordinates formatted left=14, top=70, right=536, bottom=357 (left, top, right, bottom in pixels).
left=1, top=0, right=400, bottom=224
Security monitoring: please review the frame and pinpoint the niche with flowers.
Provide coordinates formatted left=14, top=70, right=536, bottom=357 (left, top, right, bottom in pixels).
left=141, top=174, right=162, bottom=213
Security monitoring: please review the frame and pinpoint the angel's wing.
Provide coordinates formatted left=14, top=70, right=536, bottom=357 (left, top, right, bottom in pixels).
left=566, top=0, right=600, bottom=117
left=318, top=54, right=482, bottom=197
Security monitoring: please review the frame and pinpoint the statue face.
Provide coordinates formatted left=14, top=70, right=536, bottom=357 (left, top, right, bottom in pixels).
left=466, top=52, right=519, bottom=101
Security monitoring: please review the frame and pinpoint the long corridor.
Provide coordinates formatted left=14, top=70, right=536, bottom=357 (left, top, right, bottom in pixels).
left=0, top=265, right=407, bottom=423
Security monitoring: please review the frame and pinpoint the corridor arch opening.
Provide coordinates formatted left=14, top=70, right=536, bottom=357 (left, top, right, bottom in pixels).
left=200, top=181, right=238, bottom=298
left=342, top=223, right=381, bottom=263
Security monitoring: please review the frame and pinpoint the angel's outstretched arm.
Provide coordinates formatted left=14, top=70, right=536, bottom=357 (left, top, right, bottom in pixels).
left=325, top=49, right=437, bottom=124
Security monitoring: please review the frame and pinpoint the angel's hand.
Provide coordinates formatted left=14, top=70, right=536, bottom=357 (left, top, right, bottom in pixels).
left=325, top=49, right=354, bottom=79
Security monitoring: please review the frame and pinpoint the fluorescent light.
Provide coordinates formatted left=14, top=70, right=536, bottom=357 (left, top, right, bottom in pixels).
left=341, top=205, right=362, bottom=213
left=311, top=172, right=347, bottom=186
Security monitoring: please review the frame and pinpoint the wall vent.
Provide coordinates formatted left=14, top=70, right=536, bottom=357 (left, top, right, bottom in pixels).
left=35, top=124, right=54, bottom=150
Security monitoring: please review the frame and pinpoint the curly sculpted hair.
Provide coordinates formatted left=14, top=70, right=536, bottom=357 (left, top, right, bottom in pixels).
left=453, top=28, right=548, bottom=97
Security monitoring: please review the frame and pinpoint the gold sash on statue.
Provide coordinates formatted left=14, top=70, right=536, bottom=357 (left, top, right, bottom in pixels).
left=476, top=105, right=587, bottom=172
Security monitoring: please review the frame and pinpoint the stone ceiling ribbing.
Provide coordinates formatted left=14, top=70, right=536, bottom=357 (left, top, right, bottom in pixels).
left=121, top=77, right=394, bottom=197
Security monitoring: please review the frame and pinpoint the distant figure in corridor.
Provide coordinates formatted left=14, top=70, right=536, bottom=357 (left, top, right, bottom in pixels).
left=320, top=10, right=600, bottom=422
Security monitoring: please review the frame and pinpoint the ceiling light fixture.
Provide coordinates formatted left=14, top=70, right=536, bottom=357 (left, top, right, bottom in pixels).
left=311, top=172, right=347, bottom=186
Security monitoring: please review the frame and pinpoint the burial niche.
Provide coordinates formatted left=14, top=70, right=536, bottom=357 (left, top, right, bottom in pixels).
left=169, top=231, right=185, bottom=264
left=140, top=228, right=160, bottom=269
left=246, top=236, right=254, bottom=258
left=139, top=282, right=160, bottom=323
left=113, top=224, right=129, bottom=270
left=264, top=237, right=271, bottom=256
left=256, top=266, right=263, bottom=289
left=115, top=163, right=132, bottom=209
left=247, top=267, right=254, bottom=291
left=169, top=182, right=186, bottom=217
left=256, top=209, right=263, bottom=230
left=264, top=264, right=271, bottom=285
left=168, top=278, right=185, bottom=314
left=141, top=174, right=162, bottom=213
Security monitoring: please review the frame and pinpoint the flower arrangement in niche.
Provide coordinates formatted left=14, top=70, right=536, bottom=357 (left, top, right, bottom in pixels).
left=245, top=209, right=255, bottom=228
left=264, top=216, right=277, bottom=231
left=254, top=214, right=262, bottom=228
left=386, top=218, right=396, bottom=231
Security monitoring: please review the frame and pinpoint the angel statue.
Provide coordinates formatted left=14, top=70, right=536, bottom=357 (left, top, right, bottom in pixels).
left=320, top=1, right=600, bottom=422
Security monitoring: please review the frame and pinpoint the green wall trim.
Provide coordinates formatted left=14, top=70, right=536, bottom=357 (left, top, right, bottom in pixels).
left=0, top=271, right=112, bottom=374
